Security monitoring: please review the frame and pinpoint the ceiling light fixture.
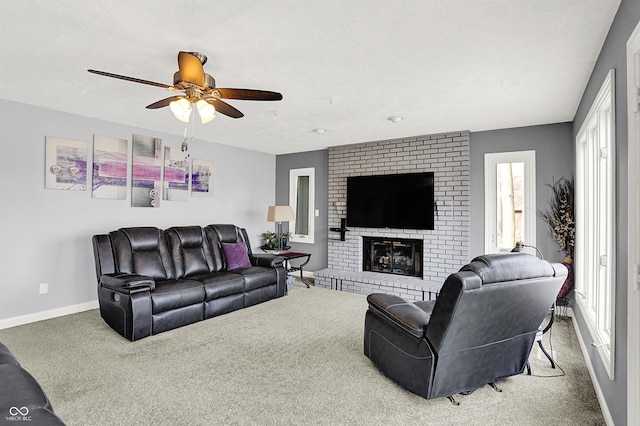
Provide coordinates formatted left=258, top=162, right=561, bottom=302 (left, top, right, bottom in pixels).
left=170, top=98, right=192, bottom=123
left=170, top=98, right=216, bottom=124
left=387, top=116, right=403, bottom=123
left=196, top=99, right=216, bottom=123
left=313, top=128, right=326, bottom=134
left=89, top=51, right=282, bottom=122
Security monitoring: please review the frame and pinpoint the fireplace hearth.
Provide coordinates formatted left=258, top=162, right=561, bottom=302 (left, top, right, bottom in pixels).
left=363, top=237, right=423, bottom=278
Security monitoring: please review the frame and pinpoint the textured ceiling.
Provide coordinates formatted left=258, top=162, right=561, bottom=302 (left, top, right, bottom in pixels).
left=0, top=1, right=620, bottom=155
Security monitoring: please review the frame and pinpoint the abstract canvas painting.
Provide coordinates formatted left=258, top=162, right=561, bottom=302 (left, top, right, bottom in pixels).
left=131, top=134, right=162, bottom=207
left=191, top=158, right=214, bottom=197
left=45, top=136, right=87, bottom=190
left=163, top=146, right=190, bottom=202
left=92, top=135, right=128, bottom=199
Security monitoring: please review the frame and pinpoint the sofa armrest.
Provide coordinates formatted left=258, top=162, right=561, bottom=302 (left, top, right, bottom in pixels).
left=99, top=273, right=156, bottom=292
left=250, top=254, right=284, bottom=268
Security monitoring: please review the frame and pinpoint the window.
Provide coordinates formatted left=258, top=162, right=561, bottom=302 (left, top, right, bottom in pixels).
left=484, top=151, right=536, bottom=253
left=575, top=69, right=616, bottom=379
left=627, top=21, right=640, bottom=423
left=289, top=167, right=315, bottom=244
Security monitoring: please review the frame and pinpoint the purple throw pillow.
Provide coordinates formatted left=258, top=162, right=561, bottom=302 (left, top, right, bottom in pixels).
left=222, top=242, right=252, bottom=270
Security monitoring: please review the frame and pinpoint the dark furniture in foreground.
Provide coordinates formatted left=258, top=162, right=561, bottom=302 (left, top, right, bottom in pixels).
left=0, top=342, right=66, bottom=425
left=364, top=252, right=567, bottom=404
left=92, top=224, right=287, bottom=341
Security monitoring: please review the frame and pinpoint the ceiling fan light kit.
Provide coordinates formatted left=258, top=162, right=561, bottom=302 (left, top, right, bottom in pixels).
left=196, top=99, right=215, bottom=123
left=88, top=51, right=282, bottom=124
left=169, top=98, right=192, bottom=123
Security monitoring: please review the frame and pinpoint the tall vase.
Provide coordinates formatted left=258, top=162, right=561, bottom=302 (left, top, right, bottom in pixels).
left=557, top=256, right=574, bottom=300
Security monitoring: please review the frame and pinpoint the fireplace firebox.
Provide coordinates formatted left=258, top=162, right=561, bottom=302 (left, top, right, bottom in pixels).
left=363, top=237, right=423, bottom=278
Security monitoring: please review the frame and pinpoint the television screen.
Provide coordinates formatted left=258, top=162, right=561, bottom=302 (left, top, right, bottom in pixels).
left=346, top=172, right=435, bottom=230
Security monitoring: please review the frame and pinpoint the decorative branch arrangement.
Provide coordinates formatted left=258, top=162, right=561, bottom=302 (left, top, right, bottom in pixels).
left=540, top=176, right=575, bottom=258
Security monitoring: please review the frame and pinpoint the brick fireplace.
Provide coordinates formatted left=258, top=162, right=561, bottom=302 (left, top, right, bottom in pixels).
left=315, top=131, right=471, bottom=301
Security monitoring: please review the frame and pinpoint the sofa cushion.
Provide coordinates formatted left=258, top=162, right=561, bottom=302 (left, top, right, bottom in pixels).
left=210, top=224, right=241, bottom=243
left=203, top=224, right=241, bottom=272
left=110, top=227, right=175, bottom=280
left=150, top=279, right=205, bottom=314
left=238, top=266, right=278, bottom=291
left=222, top=242, right=251, bottom=270
left=166, top=226, right=212, bottom=278
left=196, top=272, right=245, bottom=300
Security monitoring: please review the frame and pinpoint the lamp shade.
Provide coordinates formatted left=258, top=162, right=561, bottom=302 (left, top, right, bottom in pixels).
left=267, top=205, right=294, bottom=222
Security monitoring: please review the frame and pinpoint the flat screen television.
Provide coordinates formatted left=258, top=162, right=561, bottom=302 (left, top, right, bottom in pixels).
left=346, top=172, right=435, bottom=230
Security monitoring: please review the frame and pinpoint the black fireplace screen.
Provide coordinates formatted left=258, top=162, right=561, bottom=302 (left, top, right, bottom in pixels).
left=363, top=237, right=422, bottom=278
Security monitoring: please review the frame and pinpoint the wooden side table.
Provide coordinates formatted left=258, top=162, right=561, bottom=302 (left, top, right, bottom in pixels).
left=277, top=252, right=312, bottom=288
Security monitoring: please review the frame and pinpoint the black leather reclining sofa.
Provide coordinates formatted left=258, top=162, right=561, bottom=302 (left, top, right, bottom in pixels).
left=92, top=224, right=287, bottom=341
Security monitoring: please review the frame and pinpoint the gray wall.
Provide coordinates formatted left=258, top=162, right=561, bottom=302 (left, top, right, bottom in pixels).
left=0, top=100, right=276, bottom=322
left=275, top=150, right=328, bottom=271
left=470, top=123, right=574, bottom=262
left=570, top=0, right=640, bottom=423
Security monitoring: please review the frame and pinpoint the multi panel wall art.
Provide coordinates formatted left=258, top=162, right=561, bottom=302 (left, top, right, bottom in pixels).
left=131, top=134, right=162, bottom=208
left=45, top=136, right=88, bottom=191
left=92, top=135, right=128, bottom=199
left=163, top=146, right=190, bottom=202
left=44, top=133, right=213, bottom=207
left=191, top=159, right=214, bottom=197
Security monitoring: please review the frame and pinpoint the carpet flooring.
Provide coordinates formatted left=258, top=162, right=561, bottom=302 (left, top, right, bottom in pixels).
left=0, top=281, right=605, bottom=425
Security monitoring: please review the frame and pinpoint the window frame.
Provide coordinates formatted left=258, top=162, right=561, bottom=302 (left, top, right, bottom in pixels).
left=627, top=21, right=640, bottom=424
left=289, top=167, right=315, bottom=244
left=575, top=68, right=616, bottom=379
left=484, top=150, right=536, bottom=254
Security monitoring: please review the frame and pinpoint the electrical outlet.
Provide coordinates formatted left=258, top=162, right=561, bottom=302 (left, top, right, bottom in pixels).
left=39, top=282, right=48, bottom=295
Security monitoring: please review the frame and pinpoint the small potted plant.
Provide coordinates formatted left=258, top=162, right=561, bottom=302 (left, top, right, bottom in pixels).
left=261, top=231, right=291, bottom=252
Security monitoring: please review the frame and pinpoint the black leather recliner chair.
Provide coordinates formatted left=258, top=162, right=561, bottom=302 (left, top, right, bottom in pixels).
left=364, top=252, right=567, bottom=403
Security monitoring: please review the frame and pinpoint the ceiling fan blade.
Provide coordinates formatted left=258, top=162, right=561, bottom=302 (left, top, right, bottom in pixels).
left=178, top=51, right=205, bottom=87
left=217, top=88, right=283, bottom=101
left=146, top=95, right=185, bottom=109
left=87, top=69, right=173, bottom=90
left=210, top=99, right=244, bottom=119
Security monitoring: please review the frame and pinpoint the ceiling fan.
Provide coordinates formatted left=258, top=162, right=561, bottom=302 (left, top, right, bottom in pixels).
left=88, top=51, right=283, bottom=123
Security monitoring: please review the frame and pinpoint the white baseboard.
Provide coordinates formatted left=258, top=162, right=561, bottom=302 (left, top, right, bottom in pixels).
left=570, top=309, right=614, bottom=426
left=0, top=300, right=99, bottom=331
